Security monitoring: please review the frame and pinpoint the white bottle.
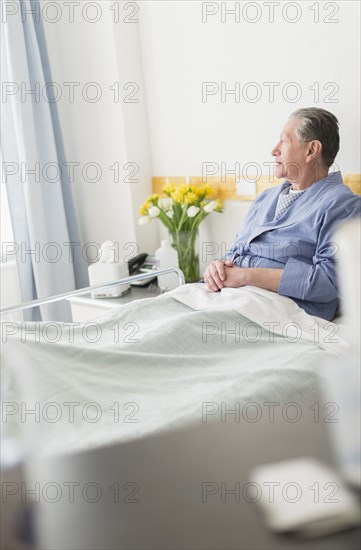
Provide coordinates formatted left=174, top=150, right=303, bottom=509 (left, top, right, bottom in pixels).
left=155, top=240, right=179, bottom=291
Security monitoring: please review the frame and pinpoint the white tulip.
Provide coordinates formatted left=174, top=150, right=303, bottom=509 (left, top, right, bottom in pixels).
left=138, top=216, right=150, bottom=225
left=158, top=197, right=173, bottom=210
left=203, top=200, right=217, bottom=213
left=166, top=210, right=174, bottom=219
left=148, top=206, right=160, bottom=218
left=187, top=206, right=200, bottom=218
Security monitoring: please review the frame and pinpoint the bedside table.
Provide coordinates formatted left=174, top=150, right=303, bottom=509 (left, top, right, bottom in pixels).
left=68, top=285, right=161, bottom=322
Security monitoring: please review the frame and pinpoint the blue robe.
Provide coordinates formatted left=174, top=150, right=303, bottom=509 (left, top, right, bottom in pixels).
left=226, top=171, right=361, bottom=320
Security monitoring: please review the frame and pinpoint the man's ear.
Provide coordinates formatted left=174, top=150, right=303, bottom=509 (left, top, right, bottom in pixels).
left=306, top=140, right=322, bottom=163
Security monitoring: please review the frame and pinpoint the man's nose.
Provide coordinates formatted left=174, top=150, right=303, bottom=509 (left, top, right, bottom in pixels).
left=271, top=142, right=280, bottom=156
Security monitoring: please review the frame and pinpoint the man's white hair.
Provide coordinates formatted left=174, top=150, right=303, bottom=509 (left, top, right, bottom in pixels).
left=290, top=108, right=340, bottom=168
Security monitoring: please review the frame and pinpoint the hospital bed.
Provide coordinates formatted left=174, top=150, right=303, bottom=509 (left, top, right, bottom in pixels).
left=0, top=260, right=354, bottom=457
left=1, top=221, right=360, bottom=549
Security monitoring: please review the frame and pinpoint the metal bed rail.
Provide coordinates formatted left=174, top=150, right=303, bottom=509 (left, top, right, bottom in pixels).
left=0, top=267, right=185, bottom=316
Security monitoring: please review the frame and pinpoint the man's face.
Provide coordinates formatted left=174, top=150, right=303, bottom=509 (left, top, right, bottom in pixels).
left=271, top=117, right=309, bottom=181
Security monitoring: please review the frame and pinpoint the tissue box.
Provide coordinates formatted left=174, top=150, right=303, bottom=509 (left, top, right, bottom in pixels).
left=88, top=262, right=130, bottom=298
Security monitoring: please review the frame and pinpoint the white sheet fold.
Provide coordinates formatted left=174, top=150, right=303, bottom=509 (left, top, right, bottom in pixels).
left=168, top=284, right=349, bottom=356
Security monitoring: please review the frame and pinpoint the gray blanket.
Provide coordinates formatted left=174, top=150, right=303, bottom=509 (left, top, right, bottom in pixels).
left=1, top=292, right=331, bottom=456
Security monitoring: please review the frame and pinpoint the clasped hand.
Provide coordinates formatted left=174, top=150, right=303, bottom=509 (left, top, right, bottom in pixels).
left=203, top=259, right=249, bottom=292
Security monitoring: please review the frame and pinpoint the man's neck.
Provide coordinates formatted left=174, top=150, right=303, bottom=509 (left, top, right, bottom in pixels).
left=290, top=167, right=329, bottom=191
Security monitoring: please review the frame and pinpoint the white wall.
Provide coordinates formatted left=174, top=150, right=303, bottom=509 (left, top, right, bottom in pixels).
left=43, top=1, right=159, bottom=261
left=139, top=0, right=360, bottom=174
left=112, top=7, right=159, bottom=255
left=138, top=0, right=360, bottom=260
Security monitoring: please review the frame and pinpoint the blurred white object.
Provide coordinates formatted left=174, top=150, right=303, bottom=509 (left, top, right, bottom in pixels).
left=251, top=457, right=360, bottom=536
left=334, top=217, right=361, bottom=353
left=1, top=341, right=40, bottom=549
left=88, top=241, right=130, bottom=298
left=155, top=240, right=179, bottom=291
left=322, top=217, right=361, bottom=487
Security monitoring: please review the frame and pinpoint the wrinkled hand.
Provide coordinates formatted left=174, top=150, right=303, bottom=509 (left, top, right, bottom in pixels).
left=222, top=265, right=249, bottom=288
left=204, top=259, right=235, bottom=292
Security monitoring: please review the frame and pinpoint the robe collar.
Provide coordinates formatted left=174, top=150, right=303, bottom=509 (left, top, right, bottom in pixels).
left=248, top=171, right=344, bottom=242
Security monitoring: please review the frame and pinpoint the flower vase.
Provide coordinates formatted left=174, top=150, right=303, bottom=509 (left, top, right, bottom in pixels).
left=170, top=230, right=200, bottom=283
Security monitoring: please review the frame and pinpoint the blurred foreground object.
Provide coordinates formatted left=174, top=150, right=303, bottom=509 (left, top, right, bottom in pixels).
left=322, top=217, right=361, bottom=487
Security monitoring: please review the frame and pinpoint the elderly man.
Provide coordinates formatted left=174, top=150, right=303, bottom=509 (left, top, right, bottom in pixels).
left=204, top=108, right=361, bottom=320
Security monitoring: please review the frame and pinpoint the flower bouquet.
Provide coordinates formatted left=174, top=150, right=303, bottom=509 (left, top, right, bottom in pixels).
left=139, top=182, right=223, bottom=283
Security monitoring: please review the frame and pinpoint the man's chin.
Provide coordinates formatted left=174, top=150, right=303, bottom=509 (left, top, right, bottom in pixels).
left=275, top=165, right=285, bottom=179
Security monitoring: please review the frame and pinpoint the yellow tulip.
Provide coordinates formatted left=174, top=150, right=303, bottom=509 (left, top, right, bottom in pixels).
left=147, top=193, right=160, bottom=203
left=215, top=199, right=223, bottom=211
left=171, top=190, right=184, bottom=204
left=163, top=183, right=176, bottom=195
left=139, top=200, right=152, bottom=215
left=184, top=192, right=197, bottom=204
left=204, top=185, right=215, bottom=199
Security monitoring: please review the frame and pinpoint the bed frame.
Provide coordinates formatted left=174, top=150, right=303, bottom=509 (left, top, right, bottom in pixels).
left=0, top=267, right=185, bottom=319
